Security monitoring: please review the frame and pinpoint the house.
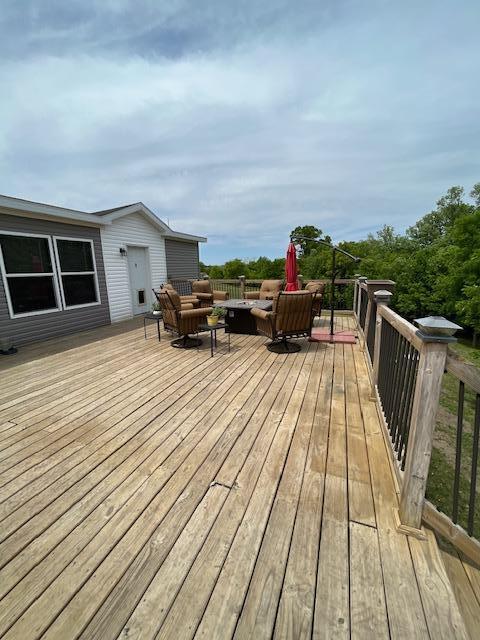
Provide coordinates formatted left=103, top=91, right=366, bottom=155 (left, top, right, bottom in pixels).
left=0, top=195, right=206, bottom=346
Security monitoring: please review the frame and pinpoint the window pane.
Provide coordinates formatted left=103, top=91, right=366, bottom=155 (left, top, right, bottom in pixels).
left=8, top=276, right=57, bottom=313
left=0, top=235, right=52, bottom=274
left=62, top=274, right=97, bottom=306
left=57, top=240, right=94, bottom=272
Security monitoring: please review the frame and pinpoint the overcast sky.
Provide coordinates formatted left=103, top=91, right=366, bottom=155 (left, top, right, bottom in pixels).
left=1, top=1, right=479, bottom=263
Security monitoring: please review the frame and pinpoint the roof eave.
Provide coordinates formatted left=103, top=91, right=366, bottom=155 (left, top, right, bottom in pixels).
left=0, top=195, right=103, bottom=226
left=164, top=231, right=207, bottom=243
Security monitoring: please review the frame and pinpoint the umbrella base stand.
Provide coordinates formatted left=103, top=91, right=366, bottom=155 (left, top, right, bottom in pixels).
left=309, top=328, right=357, bottom=344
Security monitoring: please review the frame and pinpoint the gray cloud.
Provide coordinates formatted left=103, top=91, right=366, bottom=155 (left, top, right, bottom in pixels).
left=0, top=0, right=479, bottom=262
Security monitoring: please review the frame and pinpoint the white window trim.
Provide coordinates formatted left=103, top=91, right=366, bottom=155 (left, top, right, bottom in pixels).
left=52, top=236, right=101, bottom=310
left=0, top=230, right=62, bottom=319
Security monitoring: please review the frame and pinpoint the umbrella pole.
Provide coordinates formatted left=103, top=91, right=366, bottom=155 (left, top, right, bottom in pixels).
left=330, top=248, right=336, bottom=339
left=290, top=234, right=360, bottom=344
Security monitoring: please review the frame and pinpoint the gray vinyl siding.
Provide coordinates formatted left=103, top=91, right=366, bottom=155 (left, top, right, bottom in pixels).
left=165, top=238, right=200, bottom=279
left=0, top=212, right=111, bottom=346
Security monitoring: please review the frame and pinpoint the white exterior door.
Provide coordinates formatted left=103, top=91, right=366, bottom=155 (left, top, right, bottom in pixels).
left=127, top=246, right=149, bottom=315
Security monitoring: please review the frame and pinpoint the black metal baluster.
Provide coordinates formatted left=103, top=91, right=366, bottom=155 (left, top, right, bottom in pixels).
left=387, top=329, right=403, bottom=439
left=452, top=381, right=465, bottom=524
left=392, top=336, right=408, bottom=447
left=395, top=342, right=413, bottom=452
left=367, top=301, right=377, bottom=361
left=396, top=343, right=419, bottom=465
left=467, top=394, right=480, bottom=536
left=380, top=321, right=394, bottom=426
left=401, top=348, right=419, bottom=470
left=377, top=322, right=388, bottom=404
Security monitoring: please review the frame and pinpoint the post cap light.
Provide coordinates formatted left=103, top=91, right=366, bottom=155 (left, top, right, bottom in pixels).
left=374, top=290, right=393, bottom=304
left=414, top=316, right=462, bottom=342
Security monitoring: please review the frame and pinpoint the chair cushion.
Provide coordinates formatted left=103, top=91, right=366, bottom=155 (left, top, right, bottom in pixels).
left=259, top=280, right=283, bottom=299
left=192, top=280, right=212, bottom=295
left=305, top=281, right=325, bottom=294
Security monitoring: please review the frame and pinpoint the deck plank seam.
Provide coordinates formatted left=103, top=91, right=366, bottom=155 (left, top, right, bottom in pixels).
left=6, top=345, right=280, bottom=638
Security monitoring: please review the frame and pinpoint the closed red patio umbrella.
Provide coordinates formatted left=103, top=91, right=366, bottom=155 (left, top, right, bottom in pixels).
left=285, top=242, right=299, bottom=291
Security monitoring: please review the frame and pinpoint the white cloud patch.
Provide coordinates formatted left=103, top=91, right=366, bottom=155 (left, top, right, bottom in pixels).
left=0, top=0, right=479, bottom=262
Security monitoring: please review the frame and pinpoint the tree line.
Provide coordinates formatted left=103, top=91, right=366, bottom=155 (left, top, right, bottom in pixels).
left=200, top=184, right=480, bottom=343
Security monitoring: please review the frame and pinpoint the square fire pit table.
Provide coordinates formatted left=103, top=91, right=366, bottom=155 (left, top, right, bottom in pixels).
left=215, top=299, right=273, bottom=335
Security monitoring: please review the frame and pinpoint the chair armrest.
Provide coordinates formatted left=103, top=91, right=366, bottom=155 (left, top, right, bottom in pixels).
left=251, top=308, right=272, bottom=321
left=244, top=291, right=259, bottom=299
left=180, top=307, right=212, bottom=319
left=180, top=303, right=194, bottom=310
left=213, top=290, right=229, bottom=301
left=195, top=292, right=213, bottom=300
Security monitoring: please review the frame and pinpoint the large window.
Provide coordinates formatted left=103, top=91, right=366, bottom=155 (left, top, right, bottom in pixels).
left=0, top=233, right=61, bottom=316
left=0, top=232, right=100, bottom=318
left=53, top=238, right=99, bottom=308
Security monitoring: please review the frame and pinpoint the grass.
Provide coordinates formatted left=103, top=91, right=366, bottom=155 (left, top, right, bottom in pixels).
left=451, top=338, right=480, bottom=367
left=426, top=340, right=480, bottom=538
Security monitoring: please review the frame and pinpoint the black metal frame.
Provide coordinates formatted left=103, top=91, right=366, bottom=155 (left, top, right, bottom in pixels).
left=143, top=314, right=161, bottom=341
left=267, top=337, right=302, bottom=353
left=366, top=299, right=377, bottom=361
left=359, top=287, right=368, bottom=331
left=261, top=291, right=314, bottom=353
left=290, top=234, right=360, bottom=338
left=377, top=319, right=420, bottom=470
left=449, top=379, right=480, bottom=536
left=160, top=288, right=203, bottom=349
left=197, top=322, right=231, bottom=357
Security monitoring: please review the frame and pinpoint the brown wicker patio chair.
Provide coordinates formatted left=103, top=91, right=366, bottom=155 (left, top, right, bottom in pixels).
left=158, top=288, right=212, bottom=348
left=304, top=281, right=325, bottom=318
left=243, top=279, right=283, bottom=300
left=250, top=290, right=313, bottom=353
left=191, top=279, right=229, bottom=307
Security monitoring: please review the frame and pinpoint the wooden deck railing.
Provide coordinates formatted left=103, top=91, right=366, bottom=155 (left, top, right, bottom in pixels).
left=168, top=277, right=356, bottom=310
left=423, top=353, right=480, bottom=544
left=356, top=280, right=480, bottom=565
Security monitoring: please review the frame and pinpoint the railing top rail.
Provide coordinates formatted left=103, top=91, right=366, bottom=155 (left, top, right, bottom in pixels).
left=303, top=278, right=355, bottom=285
left=358, top=279, right=396, bottom=291
left=207, top=277, right=356, bottom=285
left=208, top=278, right=246, bottom=283
left=377, top=304, right=423, bottom=352
left=446, top=350, right=480, bottom=394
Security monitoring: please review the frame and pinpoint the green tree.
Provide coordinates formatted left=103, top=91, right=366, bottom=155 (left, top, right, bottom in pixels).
left=223, top=258, right=248, bottom=279
left=290, top=225, right=327, bottom=257
left=470, top=183, right=480, bottom=207
left=407, top=186, right=473, bottom=247
left=200, top=183, right=480, bottom=342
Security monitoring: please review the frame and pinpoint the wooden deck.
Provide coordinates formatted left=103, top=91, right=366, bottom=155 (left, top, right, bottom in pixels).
left=0, top=315, right=478, bottom=639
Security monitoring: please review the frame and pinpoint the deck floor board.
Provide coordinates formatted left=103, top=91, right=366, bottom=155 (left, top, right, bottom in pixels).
left=0, top=315, right=468, bottom=639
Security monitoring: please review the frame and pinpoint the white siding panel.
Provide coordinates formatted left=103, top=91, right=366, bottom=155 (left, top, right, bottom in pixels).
left=100, top=213, right=167, bottom=322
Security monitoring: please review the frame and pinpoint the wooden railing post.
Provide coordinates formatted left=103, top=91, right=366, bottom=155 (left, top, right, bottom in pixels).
left=398, top=316, right=462, bottom=535
left=370, top=290, right=393, bottom=399
left=353, top=274, right=361, bottom=315
left=356, top=276, right=367, bottom=320
left=363, top=280, right=396, bottom=356
left=239, top=275, right=246, bottom=299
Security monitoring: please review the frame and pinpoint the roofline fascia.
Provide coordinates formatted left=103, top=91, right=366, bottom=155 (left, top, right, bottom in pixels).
left=0, top=196, right=207, bottom=241
left=100, top=203, right=171, bottom=233
left=0, top=195, right=103, bottom=225
left=164, top=231, right=207, bottom=243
